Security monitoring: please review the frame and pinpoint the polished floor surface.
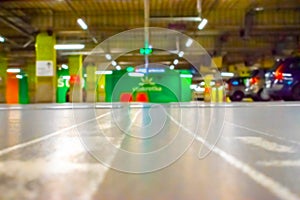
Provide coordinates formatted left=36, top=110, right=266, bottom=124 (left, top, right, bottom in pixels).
left=0, top=102, right=300, bottom=200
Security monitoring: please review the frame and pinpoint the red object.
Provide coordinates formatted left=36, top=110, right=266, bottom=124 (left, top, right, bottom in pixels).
left=204, top=87, right=210, bottom=94
left=69, top=75, right=81, bottom=84
left=6, top=73, right=19, bottom=104
left=120, top=93, right=133, bottom=102
left=250, top=77, right=260, bottom=85
left=136, top=92, right=149, bottom=102
left=274, top=64, right=284, bottom=81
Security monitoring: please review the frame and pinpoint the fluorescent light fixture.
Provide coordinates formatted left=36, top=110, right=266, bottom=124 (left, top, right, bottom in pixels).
left=54, top=44, right=85, bottom=50
left=105, top=54, right=112, bottom=60
left=7, top=68, right=21, bottom=73
left=185, top=39, right=193, bottom=47
left=221, top=72, right=234, bottom=77
left=173, top=59, right=179, bottom=65
left=95, top=70, right=113, bottom=75
left=198, top=18, right=208, bottom=30
left=0, top=36, right=5, bottom=43
left=111, top=61, right=117, bottom=66
left=62, top=75, right=71, bottom=80
left=16, top=75, right=23, bottom=79
left=178, top=51, right=184, bottom=57
left=128, top=72, right=144, bottom=77
left=92, top=37, right=98, bottom=44
left=180, top=74, right=193, bottom=78
left=61, top=64, right=68, bottom=69
left=135, top=68, right=165, bottom=73
left=77, top=18, right=88, bottom=30
left=254, top=7, right=264, bottom=11
left=149, top=44, right=153, bottom=49
left=190, top=84, right=197, bottom=89
left=116, top=65, right=121, bottom=70
left=169, top=65, right=175, bottom=70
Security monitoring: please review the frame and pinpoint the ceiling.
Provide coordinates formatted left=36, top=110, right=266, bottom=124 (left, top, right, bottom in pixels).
left=0, top=0, right=299, bottom=69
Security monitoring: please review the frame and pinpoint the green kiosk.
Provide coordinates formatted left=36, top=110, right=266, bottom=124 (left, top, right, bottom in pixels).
left=105, top=67, right=192, bottom=103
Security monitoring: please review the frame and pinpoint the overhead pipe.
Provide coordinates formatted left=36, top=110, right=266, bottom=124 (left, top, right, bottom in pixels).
left=150, top=17, right=202, bottom=22
left=0, top=17, right=33, bottom=39
left=150, top=0, right=203, bottom=24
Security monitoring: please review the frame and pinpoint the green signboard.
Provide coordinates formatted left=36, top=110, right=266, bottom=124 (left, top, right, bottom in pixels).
left=56, top=68, right=70, bottom=103
left=105, top=68, right=192, bottom=103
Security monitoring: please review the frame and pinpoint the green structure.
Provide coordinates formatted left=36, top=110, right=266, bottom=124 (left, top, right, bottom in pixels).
left=56, top=67, right=70, bottom=103
left=105, top=68, right=192, bottom=103
left=18, top=72, right=29, bottom=104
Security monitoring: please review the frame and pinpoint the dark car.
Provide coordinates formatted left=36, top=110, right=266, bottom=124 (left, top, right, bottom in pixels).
left=265, top=56, right=300, bottom=101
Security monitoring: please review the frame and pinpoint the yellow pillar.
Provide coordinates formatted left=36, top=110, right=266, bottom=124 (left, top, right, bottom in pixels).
left=35, top=32, right=56, bottom=102
left=86, top=65, right=97, bottom=102
left=68, top=55, right=83, bottom=102
left=0, top=52, right=7, bottom=103
left=97, top=75, right=106, bottom=102
left=26, top=61, right=36, bottom=103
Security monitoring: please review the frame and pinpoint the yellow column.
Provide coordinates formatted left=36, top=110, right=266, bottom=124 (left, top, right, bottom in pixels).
left=26, top=61, right=36, bottom=103
left=68, top=55, right=83, bottom=102
left=86, top=65, right=97, bottom=102
left=0, top=52, right=7, bottom=103
left=35, top=32, right=56, bottom=102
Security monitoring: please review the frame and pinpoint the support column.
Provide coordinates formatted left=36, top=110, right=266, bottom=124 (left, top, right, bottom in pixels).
left=25, top=61, right=36, bottom=103
left=35, top=32, right=56, bottom=102
left=86, top=65, right=96, bottom=102
left=0, top=52, right=7, bottom=103
left=68, top=55, right=82, bottom=102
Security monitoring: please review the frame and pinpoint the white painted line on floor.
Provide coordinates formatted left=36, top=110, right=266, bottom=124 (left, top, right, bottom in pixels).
left=168, top=115, right=300, bottom=200
left=0, top=111, right=112, bottom=157
left=234, top=136, right=296, bottom=153
left=225, top=121, right=300, bottom=146
left=257, top=160, right=300, bottom=167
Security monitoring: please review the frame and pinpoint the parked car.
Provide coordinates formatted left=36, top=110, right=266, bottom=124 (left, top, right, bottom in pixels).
left=265, top=56, right=300, bottom=101
left=249, top=69, right=270, bottom=101
left=226, top=77, right=251, bottom=101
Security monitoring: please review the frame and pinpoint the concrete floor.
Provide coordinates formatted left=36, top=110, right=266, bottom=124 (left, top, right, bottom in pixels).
left=0, top=102, right=300, bottom=200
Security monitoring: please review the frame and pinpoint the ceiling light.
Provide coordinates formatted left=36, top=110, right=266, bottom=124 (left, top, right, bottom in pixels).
left=180, top=74, right=193, bottom=78
left=16, top=75, right=23, bottom=79
left=61, top=64, right=68, bottom=69
left=173, top=59, right=179, bottom=65
left=54, top=44, right=85, bottom=50
left=105, top=54, right=112, bottom=60
left=221, top=72, right=234, bottom=77
left=0, top=36, right=5, bottom=43
left=77, top=18, right=88, bottom=30
left=178, top=51, right=184, bottom=57
left=7, top=68, right=21, bottom=73
left=198, top=18, right=208, bottom=30
left=116, top=65, right=121, bottom=70
left=95, top=70, right=113, bottom=75
left=169, top=65, right=175, bottom=70
left=111, top=61, right=117, bottom=66
left=128, top=72, right=144, bottom=77
left=254, top=7, right=264, bottom=11
left=185, top=39, right=193, bottom=47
